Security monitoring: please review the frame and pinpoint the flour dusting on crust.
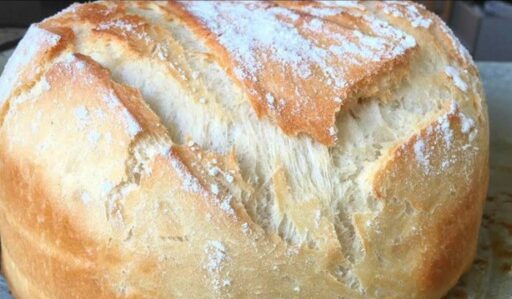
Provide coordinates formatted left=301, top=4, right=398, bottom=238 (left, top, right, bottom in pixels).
left=0, top=25, right=60, bottom=104
left=178, top=1, right=417, bottom=145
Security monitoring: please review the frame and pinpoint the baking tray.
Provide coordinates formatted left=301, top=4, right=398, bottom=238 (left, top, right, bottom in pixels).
left=0, top=52, right=510, bottom=298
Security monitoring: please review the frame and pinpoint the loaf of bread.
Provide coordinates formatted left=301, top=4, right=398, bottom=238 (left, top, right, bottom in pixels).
left=0, top=1, right=488, bottom=298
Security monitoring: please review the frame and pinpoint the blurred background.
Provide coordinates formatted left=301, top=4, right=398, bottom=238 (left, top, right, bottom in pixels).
left=0, top=0, right=511, bottom=61
left=419, top=0, right=512, bottom=61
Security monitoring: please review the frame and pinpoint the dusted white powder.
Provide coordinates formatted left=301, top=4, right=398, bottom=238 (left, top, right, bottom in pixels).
left=438, top=114, right=454, bottom=149
left=460, top=115, right=475, bottom=134
left=317, top=1, right=364, bottom=9
left=241, top=223, right=250, bottom=234
left=413, top=138, right=430, bottom=173
left=204, top=240, right=226, bottom=272
left=0, top=25, right=60, bottom=104
left=74, top=106, right=90, bottom=128
left=265, top=93, right=275, bottom=106
left=445, top=66, right=468, bottom=92
left=101, top=180, right=115, bottom=195
left=208, top=166, right=220, bottom=176
left=224, top=173, right=234, bottom=183
left=170, top=153, right=207, bottom=195
left=97, top=18, right=152, bottom=45
left=383, top=2, right=432, bottom=28
left=103, top=90, right=142, bottom=138
left=210, top=183, right=220, bottom=195
left=183, top=1, right=412, bottom=89
left=220, top=195, right=234, bottom=215
left=88, top=131, right=101, bottom=145
left=204, top=240, right=228, bottom=290
left=407, top=4, right=432, bottom=28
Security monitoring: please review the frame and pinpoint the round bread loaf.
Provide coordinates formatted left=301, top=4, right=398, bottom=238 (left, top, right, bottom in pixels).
left=0, top=1, right=488, bottom=298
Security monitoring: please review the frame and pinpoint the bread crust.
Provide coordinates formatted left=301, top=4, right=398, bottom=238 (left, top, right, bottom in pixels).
left=167, top=1, right=416, bottom=145
left=0, top=1, right=488, bottom=298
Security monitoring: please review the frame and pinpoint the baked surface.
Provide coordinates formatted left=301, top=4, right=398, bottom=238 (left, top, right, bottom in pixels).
left=0, top=1, right=488, bottom=298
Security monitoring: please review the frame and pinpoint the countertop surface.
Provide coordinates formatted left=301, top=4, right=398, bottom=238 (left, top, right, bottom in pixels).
left=0, top=47, right=511, bottom=298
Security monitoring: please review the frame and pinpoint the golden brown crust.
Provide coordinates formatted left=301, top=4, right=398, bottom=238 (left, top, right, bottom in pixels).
left=167, top=1, right=416, bottom=145
left=366, top=102, right=489, bottom=297
left=0, top=166, right=120, bottom=299
left=0, top=50, right=164, bottom=297
left=42, top=1, right=208, bottom=108
left=0, top=24, right=72, bottom=123
left=0, top=1, right=488, bottom=298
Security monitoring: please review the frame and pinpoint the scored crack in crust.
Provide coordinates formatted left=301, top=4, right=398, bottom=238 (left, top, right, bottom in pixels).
left=0, top=1, right=488, bottom=298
